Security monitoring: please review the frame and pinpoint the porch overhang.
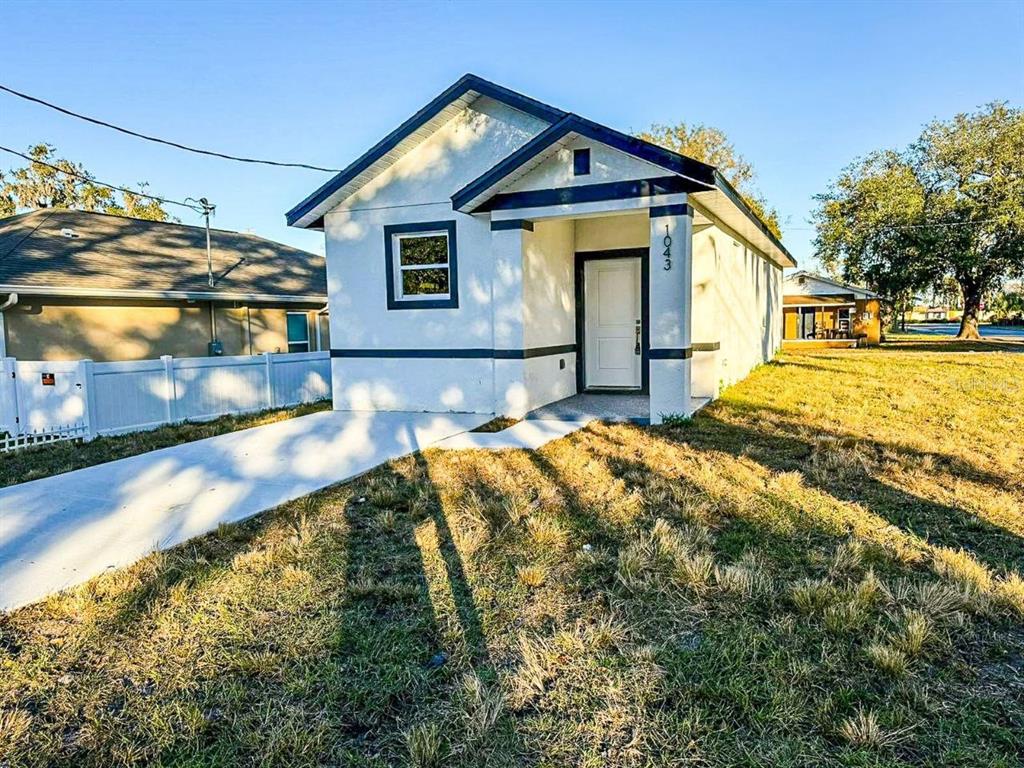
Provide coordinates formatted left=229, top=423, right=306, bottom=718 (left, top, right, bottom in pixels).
left=452, top=116, right=795, bottom=269
left=451, top=114, right=717, bottom=212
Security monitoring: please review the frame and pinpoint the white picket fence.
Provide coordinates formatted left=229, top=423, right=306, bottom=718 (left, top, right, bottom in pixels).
left=0, top=351, right=331, bottom=449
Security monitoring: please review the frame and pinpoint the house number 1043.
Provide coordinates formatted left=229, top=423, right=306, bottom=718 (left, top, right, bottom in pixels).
left=663, top=226, right=672, bottom=271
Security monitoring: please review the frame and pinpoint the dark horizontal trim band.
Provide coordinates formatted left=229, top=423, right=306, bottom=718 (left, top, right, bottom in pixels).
left=331, top=344, right=577, bottom=360
left=506, top=343, right=576, bottom=359
left=490, top=219, right=534, bottom=232
left=692, top=341, right=720, bottom=352
left=649, top=203, right=692, bottom=219
left=649, top=347, right=693, bottom=360
left=476, top=176, right=705, bottom=213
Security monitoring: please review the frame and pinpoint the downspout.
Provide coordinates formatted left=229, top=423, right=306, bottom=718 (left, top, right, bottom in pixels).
left=0, top=293, right=18, bottom=358
left=245, top=306, right=253, bottom=355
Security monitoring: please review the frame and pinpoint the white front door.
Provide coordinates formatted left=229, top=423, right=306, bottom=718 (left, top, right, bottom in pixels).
left=584, top=257, right=642, bottom=389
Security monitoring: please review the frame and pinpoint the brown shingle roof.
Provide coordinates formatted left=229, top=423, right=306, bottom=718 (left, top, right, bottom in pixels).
left=0, top=209, right=326, bottom=299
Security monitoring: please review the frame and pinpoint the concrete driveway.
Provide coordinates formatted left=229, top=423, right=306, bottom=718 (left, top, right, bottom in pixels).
left=0, top=410, right=487, bottom=612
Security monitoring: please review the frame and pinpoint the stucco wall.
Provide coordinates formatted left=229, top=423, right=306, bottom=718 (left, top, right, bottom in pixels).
left=523, top=219, right=575, bottom=348
left=505, top=136, right=666, bottom=193
left=323, top=96, right=551, bottom=414
left=692, top=224, right=782, bottom=391
left=574, top=213, right=648, bottom=252
left=521, top=218, right=577, bottom=409
left=3, top=299, right=322, bottom=361
left=5, top=300, right=211, bottom=361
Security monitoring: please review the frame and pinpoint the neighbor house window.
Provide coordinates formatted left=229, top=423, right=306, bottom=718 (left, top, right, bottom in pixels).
left=383, top=220, right=459, bottom=310
left=573, top=148, right=591, bottom=176
left=286, top=312, right=310, bottom=353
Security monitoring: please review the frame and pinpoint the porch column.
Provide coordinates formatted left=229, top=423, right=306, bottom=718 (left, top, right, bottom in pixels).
left=648, top=202, right=693, bottom=423
left=490, top=220, right=530, bottom=417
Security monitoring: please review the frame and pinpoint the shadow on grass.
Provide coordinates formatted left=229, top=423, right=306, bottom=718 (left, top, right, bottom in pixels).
left=5, top=384, right=1022, bottom=765
left=591, top=408, right=1022, bottom=572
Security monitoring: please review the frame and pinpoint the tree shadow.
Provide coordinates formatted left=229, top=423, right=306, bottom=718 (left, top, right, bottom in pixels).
left=587, top=411, right=1021, bottom=573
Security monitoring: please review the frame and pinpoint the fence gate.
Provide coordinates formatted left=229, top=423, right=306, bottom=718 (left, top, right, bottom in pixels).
left=14, top=359, right=90, bottom=433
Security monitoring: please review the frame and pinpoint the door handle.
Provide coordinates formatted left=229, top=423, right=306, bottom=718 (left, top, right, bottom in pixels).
left=634, top=321, right=641, bottom=355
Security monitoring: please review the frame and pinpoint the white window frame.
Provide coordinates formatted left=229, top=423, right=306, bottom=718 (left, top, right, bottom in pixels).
left=285, top=311, right=310, bottom=353
left=393, top=231, right=451, bottom=302
left=383, top=220, right=459, bottom=310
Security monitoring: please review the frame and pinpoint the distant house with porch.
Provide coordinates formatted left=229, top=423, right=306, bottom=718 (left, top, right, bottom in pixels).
left=782, top=271, right=880, bottom=347
left=287, top=74, right=795, bottom=424
left=0, top=209, right=328, bottom=361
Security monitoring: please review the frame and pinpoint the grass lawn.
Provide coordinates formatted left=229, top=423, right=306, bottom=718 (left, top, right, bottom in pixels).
left=0, top=400, right=331, bottom=489
left=1, top=342, right=1022, bottom=766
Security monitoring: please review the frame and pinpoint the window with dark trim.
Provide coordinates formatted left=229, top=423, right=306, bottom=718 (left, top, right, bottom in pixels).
left=384, top=220, right=459, bottom=309
left=286, top=312, right=310, bottom=353
left=573, top=148, right=591, bottom=176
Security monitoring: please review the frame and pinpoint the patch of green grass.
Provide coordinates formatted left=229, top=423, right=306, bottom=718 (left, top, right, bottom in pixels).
left=0, top=399, right=331, bottom=488
left=470, top=416, right=520, bottom=433
left=1, top=343, right=1022, bottom=766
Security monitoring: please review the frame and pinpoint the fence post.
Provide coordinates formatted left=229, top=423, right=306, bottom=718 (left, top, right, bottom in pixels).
left=0, top=356, right=19, bottom=437
left=161, top=355, right=176, bottom=424
left=263, top=352, right=275, bottom=409
left=80, top=359, right=98, bottom=440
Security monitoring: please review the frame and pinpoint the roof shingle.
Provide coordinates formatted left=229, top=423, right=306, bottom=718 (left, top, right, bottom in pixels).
left=0, top=209, right=325, bottom=298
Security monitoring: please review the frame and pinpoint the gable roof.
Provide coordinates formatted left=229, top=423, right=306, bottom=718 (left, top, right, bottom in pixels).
left=286, top=73, right=794, bottom=267
left=451, top=114, right=717, bottom=212
left=285, top=74, right=567, bottom=229
left=784, top=270, right=877, bottom=299
left=0, top=209, right=326, bottom=303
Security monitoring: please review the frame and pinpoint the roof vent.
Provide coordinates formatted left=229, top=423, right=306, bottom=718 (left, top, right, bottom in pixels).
left=61, top=228, right=79, bottom=239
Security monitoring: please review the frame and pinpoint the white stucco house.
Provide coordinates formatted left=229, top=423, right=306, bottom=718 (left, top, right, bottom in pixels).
left=287, top=74, right=795, bottom=425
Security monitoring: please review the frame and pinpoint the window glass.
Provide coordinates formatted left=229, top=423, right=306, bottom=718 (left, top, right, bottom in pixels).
left=286, top=312, right=310, bottom=353
left=396, top=233, right=451, bottom=298
left=399, top=234, right=448, bottom=266
left=402, top=268, right=449, bottom=296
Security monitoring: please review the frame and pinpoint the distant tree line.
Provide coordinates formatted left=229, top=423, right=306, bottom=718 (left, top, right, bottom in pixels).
left=813, top=103, right=1024, bottom=339
left=0, top=144, right=172, bottom=222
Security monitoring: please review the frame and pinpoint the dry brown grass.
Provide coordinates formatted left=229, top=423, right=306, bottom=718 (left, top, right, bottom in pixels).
left=1, top=343, right=1021, bottom=766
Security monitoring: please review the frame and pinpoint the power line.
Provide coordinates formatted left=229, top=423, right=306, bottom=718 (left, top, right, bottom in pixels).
left=0, top=83, right=342, bottom=173
left=0, top=144, right=204, bottom=213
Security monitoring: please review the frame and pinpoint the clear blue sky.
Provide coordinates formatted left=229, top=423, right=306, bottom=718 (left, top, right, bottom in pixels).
left=2, top=0, right=1022, bottom=268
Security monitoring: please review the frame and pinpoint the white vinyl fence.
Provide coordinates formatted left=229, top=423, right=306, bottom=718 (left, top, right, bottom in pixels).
left=0, top=351, right=331, bottom=449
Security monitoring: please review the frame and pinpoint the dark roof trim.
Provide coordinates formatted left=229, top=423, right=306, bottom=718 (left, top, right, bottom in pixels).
left=452, top=114, right=717, bottom=212
left=285, top=74, right=567, bottom=227
left=0, top=284, right=325, bottom=303
left=709, top=170, right=794, bottom=264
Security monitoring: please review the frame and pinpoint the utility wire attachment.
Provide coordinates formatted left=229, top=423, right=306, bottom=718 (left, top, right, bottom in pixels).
left=185, top=197, right=217, bottom=288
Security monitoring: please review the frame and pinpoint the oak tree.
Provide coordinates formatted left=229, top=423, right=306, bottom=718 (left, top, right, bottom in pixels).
left=815, top=102, right=1024, bottom=338
left=0, top=144, right=172, bottom=222
left=637, top=122, right=782, bottom=238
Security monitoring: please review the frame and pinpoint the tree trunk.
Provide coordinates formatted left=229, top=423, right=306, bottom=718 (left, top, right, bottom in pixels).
left=957, top=286, right=983, bottom=339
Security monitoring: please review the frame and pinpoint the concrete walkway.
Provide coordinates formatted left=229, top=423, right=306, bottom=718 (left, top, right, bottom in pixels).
left=0, top=410, right=487, bottom=611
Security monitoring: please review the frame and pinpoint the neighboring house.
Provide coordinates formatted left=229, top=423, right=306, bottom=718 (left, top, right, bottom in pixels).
left=287, top=74, right=795, bottom=424
left=0, top=209, right=328, bottom=361
left=782, top=271, right=880, bottom=346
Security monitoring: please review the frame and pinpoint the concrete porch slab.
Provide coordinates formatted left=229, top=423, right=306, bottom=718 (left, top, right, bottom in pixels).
left=525, top=392, right=650, bottom=423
